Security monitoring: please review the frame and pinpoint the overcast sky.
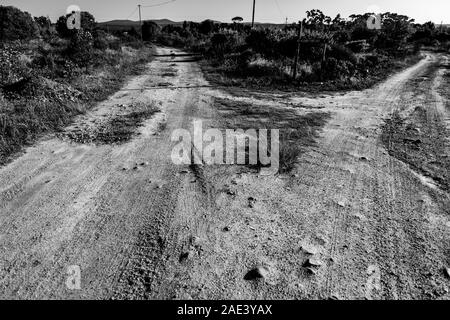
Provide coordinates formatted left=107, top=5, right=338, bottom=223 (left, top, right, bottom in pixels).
left=3, top=0, right=449, bottom=24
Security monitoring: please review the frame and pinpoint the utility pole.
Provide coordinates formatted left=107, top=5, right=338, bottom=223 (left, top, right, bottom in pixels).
left=251, top=0, right=256, bottom=28
left=292, top=20, right=303, bottom=80
left=138, top=4, right=143, bottom=41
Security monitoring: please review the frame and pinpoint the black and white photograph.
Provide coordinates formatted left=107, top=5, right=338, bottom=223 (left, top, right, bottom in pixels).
left=0, top=0, right=449, bottom=306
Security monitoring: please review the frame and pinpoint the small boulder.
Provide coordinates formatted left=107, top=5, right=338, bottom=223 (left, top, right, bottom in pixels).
left=444, top=267, right=450, bottom=279
left=248, top=197, right=256, bottom=208
left=244, top=266, right=268, bottom=280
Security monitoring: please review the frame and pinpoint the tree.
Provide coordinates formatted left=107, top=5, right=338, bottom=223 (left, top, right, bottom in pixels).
left=34, top=16, right=52, bottom=38
left=128, top=27, right=140, bottom=39
left=0, top=6, right=39, bottom=41
left=305, top=9, right=331, bottom=30
left=422, top=21, right=436, bottom=31
left=34, top=16, right=51, bottom=29
left=211, top=33, right=228, bottom=56
left=232, top=17, right=243, bottom=23
left=376, top=13, right=414, bottom=52
left=142, top=21, right=160, bottom=41
left=199, top=20, right=215, bottom=34
left=56, top=11, right=96, bottom=38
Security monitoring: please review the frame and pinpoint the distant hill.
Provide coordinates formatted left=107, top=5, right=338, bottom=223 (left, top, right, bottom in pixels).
left=98, top=19, right=184, bottom=31
left=98, top=19, right=286, bottom=32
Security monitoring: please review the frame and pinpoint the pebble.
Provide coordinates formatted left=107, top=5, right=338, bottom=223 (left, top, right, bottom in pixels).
left=248, top=197, right=256, bottom=208
left=306, top=267, right=317, bottom=275
left=305, top=257, right=323, bottom=267
left=179, top=252, right=190, bottom=263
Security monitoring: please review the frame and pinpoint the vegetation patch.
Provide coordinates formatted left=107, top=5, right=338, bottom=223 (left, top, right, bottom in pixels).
left=381, top=108, right=450, bottom=192
left=213, top=97, right=330, bottom=173
left=0, top=6, right=155, bottom=165
left=62, top=103, right=160, bottom=145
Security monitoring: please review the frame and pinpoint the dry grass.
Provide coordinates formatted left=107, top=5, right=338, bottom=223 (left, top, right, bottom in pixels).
left=213, top=97, right=329, bottom=173
left=0, top=45, right=155, bottom=165
left=381, top=106, right=450, bottom=191
left=63, top=103, right=160, bottom=145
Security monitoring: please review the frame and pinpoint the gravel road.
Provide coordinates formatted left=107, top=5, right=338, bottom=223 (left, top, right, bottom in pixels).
left=0, top=48, right=448, bottom=300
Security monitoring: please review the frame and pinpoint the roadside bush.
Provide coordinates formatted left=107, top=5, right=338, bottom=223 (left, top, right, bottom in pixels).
left=34, top=16, right=53, bottom=39
left=237, top=49, right=254, bottom=69
left=244, top=58, right=284, bottom=77
left=199, top=20, right=215, bottom=35
left=0, top=98, right=84, bottom=162
left=245, top=29, right=274, bottom=58
left=66, top=30, right=94, bottom=67
left=142, top=21, right=160, bottom=41
left=156, top=32, right=187, bottom=48
left=211, top=33, right=228, bottom=56
left=329, top=44, right=357, bottom=64
left=0, top=6, right=39, bottom=41
left=93, top=30, right=109, bottom=50
left=0, top=46, right=32, bottom=86
left=324, top=58, right=355, bottom=80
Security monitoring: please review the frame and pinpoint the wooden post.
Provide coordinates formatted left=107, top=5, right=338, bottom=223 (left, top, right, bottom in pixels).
left=322, top=42, right=327, bottom=62
left=251, top=0, right=256, bottom=28
left=292, top=20, right=303, bottom=80
left=138, top=4, right=143, bottom=42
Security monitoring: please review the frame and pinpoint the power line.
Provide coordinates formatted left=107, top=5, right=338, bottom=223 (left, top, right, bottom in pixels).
left=141, top=0, right=177, bottom=8
left=126, top=6, right=138, bottom=20
left=274, top=0, right=284, bottom=18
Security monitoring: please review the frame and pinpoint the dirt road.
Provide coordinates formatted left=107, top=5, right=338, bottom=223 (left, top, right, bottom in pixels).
left=0, top=48, right=448, bottom=299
